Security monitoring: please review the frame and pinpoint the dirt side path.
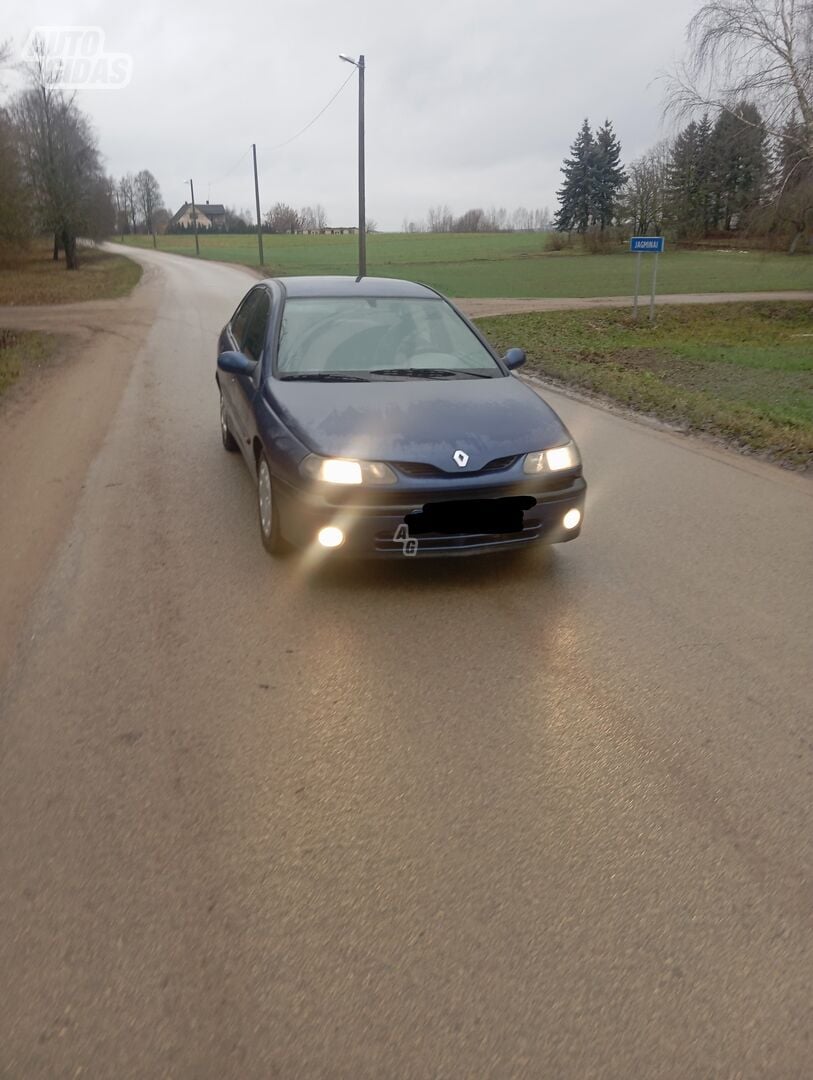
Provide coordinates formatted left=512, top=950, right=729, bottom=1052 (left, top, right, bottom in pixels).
left=456, top=290, right=813, bottom=318
left=0, top=262, right=162, bottom=680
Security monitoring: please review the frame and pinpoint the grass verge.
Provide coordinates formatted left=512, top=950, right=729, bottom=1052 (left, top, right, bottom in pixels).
left=0, top=329, right=56, bottom=396
left=475, top=302, right=813, bottom=469
left=119, top=233, right=813, bottom=299
left=0, top=240, right=142, bottom=305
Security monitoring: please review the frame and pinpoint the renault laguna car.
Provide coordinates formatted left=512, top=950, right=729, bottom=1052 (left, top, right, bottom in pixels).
left=215, top=276, right=586, bottom=557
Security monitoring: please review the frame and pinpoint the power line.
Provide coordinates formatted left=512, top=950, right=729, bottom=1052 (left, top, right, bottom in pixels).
left=192, top=69, right=356, bottom=214
left=264, top=69, right=355, bottom=153
left=207, top=145, right=252, bottom=196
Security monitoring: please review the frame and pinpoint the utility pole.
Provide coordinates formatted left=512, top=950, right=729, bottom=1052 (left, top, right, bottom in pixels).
left=188, top=178, right=200, bottom=256
left=357, top=54, right=366, bottom=278
left=252, top=144, right=264, bottom=267
left=340, top=53, right=367, bottom=278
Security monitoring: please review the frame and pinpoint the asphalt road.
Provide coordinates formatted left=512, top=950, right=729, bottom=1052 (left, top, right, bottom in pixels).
left=2, top=248, right=812, bottom=1079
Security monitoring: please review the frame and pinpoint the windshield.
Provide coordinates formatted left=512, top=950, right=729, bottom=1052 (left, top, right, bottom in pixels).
left=276, top=297, right=502, bottom=379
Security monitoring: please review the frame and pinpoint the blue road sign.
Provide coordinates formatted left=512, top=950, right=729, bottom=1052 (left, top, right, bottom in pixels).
left=630, top=236, right=665, bottom=253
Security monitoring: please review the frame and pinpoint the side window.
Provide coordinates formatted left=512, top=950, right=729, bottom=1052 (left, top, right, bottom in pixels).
left=230, top=291, right=257, bottom=346
left=241, top=290, right=271, bottom=362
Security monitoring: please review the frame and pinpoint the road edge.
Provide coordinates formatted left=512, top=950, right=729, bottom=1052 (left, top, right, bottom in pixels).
left=0, top=264, right=161, bottom=684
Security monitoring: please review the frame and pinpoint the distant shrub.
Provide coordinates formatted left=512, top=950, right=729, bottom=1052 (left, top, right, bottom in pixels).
left=583, top=229, right=617, bottom=255
left=546, top=231, right=570, bottom=252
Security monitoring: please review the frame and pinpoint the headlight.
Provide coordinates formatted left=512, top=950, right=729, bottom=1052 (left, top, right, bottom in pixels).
left=523, top=440, right=581, bottom=474
left=300, top=454, right=397, bottom=485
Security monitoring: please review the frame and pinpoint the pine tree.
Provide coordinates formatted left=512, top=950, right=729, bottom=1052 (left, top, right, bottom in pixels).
left=695, top=113, right=716, bottom=234
left=666, top=120, right=710, bottom=238
left=776, top=115, right=810, bottom=191
left=773, top=117, right=807, bottom=187
left=554, top=119, right=595, bottom=233
left=769, top=115, right=813, bottom=253
left=708, top=103, right=768, bottom=231
left=593, top=120, right=627, bottom=230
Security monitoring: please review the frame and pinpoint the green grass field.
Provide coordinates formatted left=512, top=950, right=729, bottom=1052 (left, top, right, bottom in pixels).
left=119, top=232, right=813, bottom=298
left=476, top=302, right=813, bottom=467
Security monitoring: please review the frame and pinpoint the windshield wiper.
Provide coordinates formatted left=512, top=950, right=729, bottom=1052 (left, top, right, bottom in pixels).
left=367, top=367, right=493, bottom=380
left=279, top=372, right=369, bottom=382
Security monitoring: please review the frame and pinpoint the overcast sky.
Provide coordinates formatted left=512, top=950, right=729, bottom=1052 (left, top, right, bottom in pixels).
left=8, top=0, right=702, bottom=229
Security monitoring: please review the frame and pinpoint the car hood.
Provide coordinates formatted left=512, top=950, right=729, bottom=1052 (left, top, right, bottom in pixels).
left=266, top=375, right=570, bottom=471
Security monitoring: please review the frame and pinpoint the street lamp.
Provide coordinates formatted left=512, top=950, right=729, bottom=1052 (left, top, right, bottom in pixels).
left=339, top=53, right=366, bottom=278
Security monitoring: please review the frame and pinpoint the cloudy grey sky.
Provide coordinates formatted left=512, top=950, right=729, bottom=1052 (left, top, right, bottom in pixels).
left=9, top=0, right=702, bottom=228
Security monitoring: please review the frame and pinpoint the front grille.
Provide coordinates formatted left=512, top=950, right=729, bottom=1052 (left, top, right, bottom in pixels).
left=374, top=523, right=543, bottom=553
left=394, top=454, right=519, bottom=479
left=322, top=473, right=577, bottom=508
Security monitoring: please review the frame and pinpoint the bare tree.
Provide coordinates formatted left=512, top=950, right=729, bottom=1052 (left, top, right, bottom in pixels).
left=533, top=207, right=552, bottom=231
left=776, top=178, right=813, bottom=248
left=511, top=206, right=532, bottom=231
left=0, top=37, right=13, bottom=86
left=0, top=108, right=33, bottom=253
left=427, top=204, right=454, bottom=232
left=666, top=1, right=813, bottom=158
left=11, top=38, right=111, bottom=268
left=299, top=204, right=326, bottom=231
left=152, top=206, right=171, bottom=234
left=453, top=208, right=485, bottom=232
left=621, top=141, right=671, bottom=234
left=264, top=202, right=301, bottom=234
left=119, top=173, right=137, bottom=234
left=134, top=169, right=163, bottom=235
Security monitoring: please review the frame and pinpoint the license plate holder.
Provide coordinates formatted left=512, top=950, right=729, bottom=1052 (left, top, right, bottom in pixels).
left=405, top=496, right=535, bottom=536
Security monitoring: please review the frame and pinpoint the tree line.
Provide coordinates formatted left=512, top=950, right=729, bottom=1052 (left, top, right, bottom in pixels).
left=164, top=203, right=354, bottom=235
left=115, top=171, right=166, bottom=235
left=402, top=206, right=552, bottom=233
left=3, top=4, right=809, bottom=258
left=554, top=2, right=812, bottom=252
left=0, top=39, right=114, bottom=268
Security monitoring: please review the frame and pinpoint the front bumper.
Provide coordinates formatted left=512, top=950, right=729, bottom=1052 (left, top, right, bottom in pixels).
left=275, top=469, right=587, bottom=558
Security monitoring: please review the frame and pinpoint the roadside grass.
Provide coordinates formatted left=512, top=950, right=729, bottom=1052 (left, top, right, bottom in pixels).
left=0, top=329, right=55, bottom=396
left=0, top=239, right=142, bottom=305
left=475, top=302, right=813, bottom=468
left=119, top=233, right=813, bottom=298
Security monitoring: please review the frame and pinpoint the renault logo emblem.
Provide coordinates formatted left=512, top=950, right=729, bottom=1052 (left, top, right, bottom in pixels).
left=453, top=450, right=469, bottom=467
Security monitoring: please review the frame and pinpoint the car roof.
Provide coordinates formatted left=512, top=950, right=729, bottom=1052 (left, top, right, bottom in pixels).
left=263, top=275, right=441, bottom=300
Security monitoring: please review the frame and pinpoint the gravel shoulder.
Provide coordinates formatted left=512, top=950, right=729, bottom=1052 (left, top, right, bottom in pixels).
left=0, top=263, right=162, bottom=680
left=456, top=290, right=813, bottom=317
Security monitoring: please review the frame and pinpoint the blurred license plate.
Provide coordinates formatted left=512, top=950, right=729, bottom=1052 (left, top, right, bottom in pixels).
left=406, top=496, right=535, bottom=536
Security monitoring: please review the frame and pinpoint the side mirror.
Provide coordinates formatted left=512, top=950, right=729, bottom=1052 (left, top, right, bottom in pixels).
left=503, top=348, right=526, bottom=371
left=217, top=350, right=257, bottom=377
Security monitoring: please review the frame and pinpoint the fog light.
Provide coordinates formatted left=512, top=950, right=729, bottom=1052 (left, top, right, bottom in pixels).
left=563, top=509, right=581, bottom=530
left=317, top=526, right=345, bottom=548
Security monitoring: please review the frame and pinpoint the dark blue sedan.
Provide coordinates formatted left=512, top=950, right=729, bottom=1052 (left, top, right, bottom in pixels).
left=216, top=276, right=586, bottom=557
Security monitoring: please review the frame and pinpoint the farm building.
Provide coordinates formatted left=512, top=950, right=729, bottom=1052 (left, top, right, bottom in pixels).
left=169, top=201, right=227, bottom=231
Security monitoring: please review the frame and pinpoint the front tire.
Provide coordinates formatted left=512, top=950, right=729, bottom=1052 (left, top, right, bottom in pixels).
left=220, top=391, right=239, bottom=452
left=257, top=453, right=287, bottom=555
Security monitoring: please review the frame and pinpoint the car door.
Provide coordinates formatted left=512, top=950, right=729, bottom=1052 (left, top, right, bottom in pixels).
left=230, top=287, right=271, bottom=462
left=220, top=289, right=260, bottom=447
